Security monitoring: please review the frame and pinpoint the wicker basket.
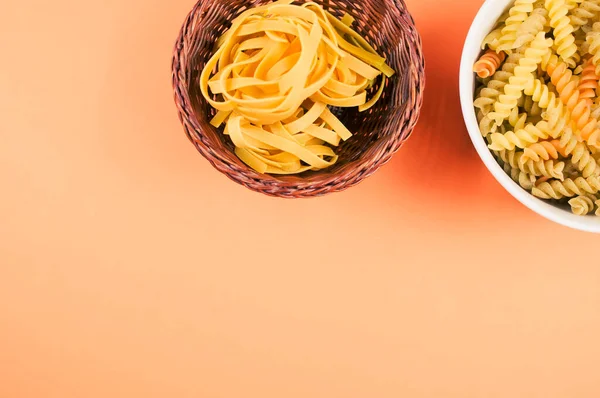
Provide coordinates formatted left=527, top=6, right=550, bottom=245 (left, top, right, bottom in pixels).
left=172, top=0, right=425, bottom=198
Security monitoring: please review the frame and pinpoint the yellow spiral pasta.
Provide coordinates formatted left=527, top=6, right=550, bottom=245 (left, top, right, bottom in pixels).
left=489, top=32, right=553, bottom=125
left=508, top=107, right=529, bottom=129
left=474, top=52, right=524, bottom=115
left=482, top=29, right=504, bottom=51
left=569, top=195, right=597, bottom=214
left=476, top=110, right=498, bottom=137
left=586, top=22, right=600, bottom=75
left=545, top=0, right=578, bottom=66
left=496, top=148, right=566, bottom=179
left=514, top=7, right=549, bottom=48
left=488, top=120, right=552, bottom=150
left=498, top=0, right=537, bottom=51
left=504, top=162, right=537, bottom=189
left=533, top=175, right=600, bottom=198
left=482, top=9, right=511, bottom=51
left=524, top=78, right=570, bottom=136
left=554, top=133, right=600, bottom=177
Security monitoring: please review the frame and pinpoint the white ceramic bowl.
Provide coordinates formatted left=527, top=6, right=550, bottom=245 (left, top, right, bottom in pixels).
left=459, top=0, right=600, bottom=233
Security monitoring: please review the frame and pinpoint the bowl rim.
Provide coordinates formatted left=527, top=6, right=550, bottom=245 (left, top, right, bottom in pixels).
left=459, top=0, right=600, bottom=233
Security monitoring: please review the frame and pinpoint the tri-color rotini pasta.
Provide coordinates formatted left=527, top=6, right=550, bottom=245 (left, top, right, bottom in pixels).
left=474, top=0, right=600, bottom=216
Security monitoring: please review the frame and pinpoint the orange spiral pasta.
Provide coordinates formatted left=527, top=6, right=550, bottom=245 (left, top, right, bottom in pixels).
left=547, top=61, right=600, bottom=146
left=523, top=140, right=561, bottom=161
left=578, top=58, right=599, bottom=103
left=473, top=50, right=506, bottom=78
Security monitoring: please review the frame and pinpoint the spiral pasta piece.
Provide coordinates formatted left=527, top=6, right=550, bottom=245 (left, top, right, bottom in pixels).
left=474, top=52, right=524, bottom=115
left=545, top=0, right=578, bottom=66
left=498, top=0, right=537, bottom=51
left=554, top=133, right=600, bottom=176
left=488, top=120, right=552, bottom=150
left=474, top=50, right=507, bottom=78
left=568, top=195, right=597, bottom=214
left=532, top=175, right=600, bottom=198
left=504, top=162, right=537, bottom=189
left=555, top=124, right=579, bottom=153
left=515, top=7, right=549, bottom=48
left=523, top=78, right=570, bottom=136
left=565, top=0, right=579, bottom=10
left=532, top=159, right=567, bottom=179
left=547, top=60, right=600, bottom=146
left=477, top=110, right=497, bottom=137
left=587, top=22, right=600, bottom=76
left=509, top=107, right=529, bottom=129
left=578, top=58, right=599, bottom=102
left=481, top=11, right=510, bottom=51
left=522, top=95, right=544, bottom=116
left=496, top=148, right=566, bottom=178
left=489, top=32, right=553, bottom=125
left=570, top=0, right=600, bottom=31
left=482, top=28, right=504, bottom=51
left=523, top=140, right=561, bottom=160
left=574, top=29, right=590, bottom=60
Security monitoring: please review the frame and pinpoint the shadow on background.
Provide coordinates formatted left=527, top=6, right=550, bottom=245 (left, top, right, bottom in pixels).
left=384, top=1, right=510, bottom=208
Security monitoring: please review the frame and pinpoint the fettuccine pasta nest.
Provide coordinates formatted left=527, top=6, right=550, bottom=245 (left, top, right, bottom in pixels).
left=200, top=0, right=394, bottom=175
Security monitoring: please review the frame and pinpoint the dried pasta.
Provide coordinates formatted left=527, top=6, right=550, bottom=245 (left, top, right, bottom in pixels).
left=570, top=1, right=600, bottom=32
left=474, top=0, right=600, bottom=216
left=474, top=50, right=506, bottom=78
left=497, top=0, right=536, bottom=52
left=200, top=0, right=394, bottom=175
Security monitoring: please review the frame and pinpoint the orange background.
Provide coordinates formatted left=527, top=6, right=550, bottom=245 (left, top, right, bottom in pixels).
left=2, top=0, right=600, bottom=397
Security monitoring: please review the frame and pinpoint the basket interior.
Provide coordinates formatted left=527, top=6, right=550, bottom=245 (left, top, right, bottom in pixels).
left=183, top=0, right=416, bottom=183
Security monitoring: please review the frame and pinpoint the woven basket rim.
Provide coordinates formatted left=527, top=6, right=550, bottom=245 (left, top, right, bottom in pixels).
left=172, top=0, right=425, bottom=198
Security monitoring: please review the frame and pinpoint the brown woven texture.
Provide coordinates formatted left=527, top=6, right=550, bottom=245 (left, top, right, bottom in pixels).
left=172, top=0, right=425, bottom=198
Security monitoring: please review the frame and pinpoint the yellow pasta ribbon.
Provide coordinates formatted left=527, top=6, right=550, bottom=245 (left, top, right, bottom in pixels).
left=200, top=0, right=394, bottom=174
